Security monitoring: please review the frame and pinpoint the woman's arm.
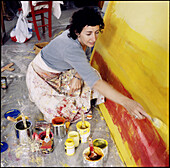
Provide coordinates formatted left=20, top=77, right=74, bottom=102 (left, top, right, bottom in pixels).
left=93, top=79, right=151, bottom=120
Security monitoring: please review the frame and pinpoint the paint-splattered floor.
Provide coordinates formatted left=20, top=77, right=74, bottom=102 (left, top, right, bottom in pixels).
left=1, top=6, right=124, bottom=167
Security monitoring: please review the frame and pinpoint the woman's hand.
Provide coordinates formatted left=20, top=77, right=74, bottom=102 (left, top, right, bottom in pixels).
left=93, top=79, right=151, bottom=120
left=122, top=98, right=151, bottom=120
left=69, top=76, right=82, bottom=94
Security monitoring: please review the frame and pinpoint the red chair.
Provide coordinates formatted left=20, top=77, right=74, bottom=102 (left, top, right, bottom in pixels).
left=28, top=1, right=52, bottom=40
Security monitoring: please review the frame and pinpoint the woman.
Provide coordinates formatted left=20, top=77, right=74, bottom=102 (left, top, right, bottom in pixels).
left=26, top=7, right=150, bottom=123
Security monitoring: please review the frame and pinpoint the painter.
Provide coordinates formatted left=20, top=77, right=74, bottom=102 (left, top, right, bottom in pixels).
left=26, top=6, right=150, bottom=125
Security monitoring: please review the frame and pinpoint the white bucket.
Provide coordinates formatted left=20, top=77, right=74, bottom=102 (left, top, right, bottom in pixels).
left=83, top=146, right=104, bottom=167
left=76, top=121, right=90, bottom=143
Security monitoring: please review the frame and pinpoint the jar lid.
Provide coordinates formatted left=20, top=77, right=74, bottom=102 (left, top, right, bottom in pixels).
left=65, top=138, right=74, bottom=146
left=4, top=109, right=21, bottom=119
left=1, top=142, right=8, bottom=153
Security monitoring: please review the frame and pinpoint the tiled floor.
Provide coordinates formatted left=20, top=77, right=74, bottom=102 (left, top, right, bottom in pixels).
left=1, top=5, right=124, bottom=167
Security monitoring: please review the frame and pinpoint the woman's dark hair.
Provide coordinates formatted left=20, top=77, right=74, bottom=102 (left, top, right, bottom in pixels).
left=68, top=7, right=104, bottom=40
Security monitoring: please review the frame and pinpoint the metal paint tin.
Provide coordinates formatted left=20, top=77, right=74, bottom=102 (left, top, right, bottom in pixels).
left=39, top=131, right=54, bottom=154
left=76, top=121, right=90, bottom=143
left=14, top=120, right=33, bottom=145
left=65, top=138, right=75, bottom=156
left=83, top=146, right=104, bottom=167
left=68, top=131, right=79, bottom=147
left=52, top=117, right=66, bottom=138
left=93, top=138, right=108, bottom=161
left=35, top=120, right=51, bottom=133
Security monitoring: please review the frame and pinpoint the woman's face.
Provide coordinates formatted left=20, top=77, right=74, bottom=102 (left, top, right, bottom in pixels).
left=77, top=25, right=100, bottom=48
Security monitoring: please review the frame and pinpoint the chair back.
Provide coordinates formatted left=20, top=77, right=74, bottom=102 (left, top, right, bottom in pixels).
left=29, top=1, right=52, bottom=14
left=28, top=1, right=52, bottom=40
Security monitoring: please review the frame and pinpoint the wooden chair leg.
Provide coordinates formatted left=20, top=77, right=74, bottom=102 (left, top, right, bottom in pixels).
left=32, top=13, right=41, bottom=40
left=48, top=10, right=52, bottom=37
left=1, top=1, right=6, bottom=45
left=41, top=13, right=45, bottom=33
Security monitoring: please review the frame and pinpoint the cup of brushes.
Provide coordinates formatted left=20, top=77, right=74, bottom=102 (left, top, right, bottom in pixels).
left=76, top=109, right=91, bottom=143
left=14, top=112, right=33, bottom=145
left=38, top=126, right=54, bottom=154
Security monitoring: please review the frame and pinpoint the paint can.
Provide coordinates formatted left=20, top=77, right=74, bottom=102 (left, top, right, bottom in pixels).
left=14, top=120, right=33, bottom=145
left=68, top=131, right=79, bottom=147
left=76, top=121, right=90, bottom=143
left=83, top=146, right=104, bottom=167
left=35, top=120, right=52, bottom=132
left=39, top=131, right=54, bottom=154
left=52, top=117, right=66, bottom=138
left=65, top=138, right=75, bottom=156
left=1, top=77, right=8, bottom=89
left=93, top=138, right=108, bottom=161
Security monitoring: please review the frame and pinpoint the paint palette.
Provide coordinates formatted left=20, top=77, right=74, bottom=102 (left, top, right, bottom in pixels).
left=4, top=109, right=21, bottom=119
left=1, top=142, right=8, bottom=153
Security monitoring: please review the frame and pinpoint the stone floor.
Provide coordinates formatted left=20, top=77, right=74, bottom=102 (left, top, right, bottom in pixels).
left=1, top=5, right=124, bottom=167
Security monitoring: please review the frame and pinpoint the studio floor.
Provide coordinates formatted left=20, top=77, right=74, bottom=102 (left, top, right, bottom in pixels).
left=1, top=5, right=124, bottom=167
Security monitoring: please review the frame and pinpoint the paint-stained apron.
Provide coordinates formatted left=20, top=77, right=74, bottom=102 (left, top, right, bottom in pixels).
left=26, top=52, right=105, bottom=123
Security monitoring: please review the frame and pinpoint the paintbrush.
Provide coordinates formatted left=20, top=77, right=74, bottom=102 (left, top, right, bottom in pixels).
left=141, top=113, right=167, bottom=133
left=150, top=117, right=167, bottom=133
left=44, top=127, right=51, bottom=143
left=7, top=115, right=29, bottom=122
left=81, top=109, right=86, bottom=129
left=17, top=99, right=27, bottom=128
left=88, top=137, right=98, bottom=160
left=79, top=81, right=86, bottom=129
left=21, top=112, right=27, bottom=129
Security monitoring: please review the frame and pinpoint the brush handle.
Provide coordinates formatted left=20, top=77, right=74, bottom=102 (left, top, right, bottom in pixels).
left=44, top=127, right=51, bottom=143
left=88, top=137, right=97, bottom=158
left=46, top=127, right=50, bottom=137
left=7, top=116, right=17, bottom=122
left=21, top=113, right=27, bottom=128
left=88, top=137, right=94, bottom=151
left=81, top=110, right=86, bottom=129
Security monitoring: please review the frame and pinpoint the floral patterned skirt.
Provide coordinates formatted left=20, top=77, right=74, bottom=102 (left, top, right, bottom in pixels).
left=26, top=60, right=105, bottom=123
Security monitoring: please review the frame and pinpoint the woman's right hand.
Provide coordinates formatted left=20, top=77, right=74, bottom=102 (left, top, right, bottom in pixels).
left=122, top=98, right=151, bottom=120
left=69, top=76, right=82, bottom=95
left=93, top=79, right=151, bottom=120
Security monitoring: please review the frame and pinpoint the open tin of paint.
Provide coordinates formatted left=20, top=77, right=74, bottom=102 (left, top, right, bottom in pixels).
left=52, top=117, right=66, bottom=138
left=39, top=131, right=54, bottom=154
left=14, top=120, right=33, bottom=145
left=83, top=146, right=104, bottom=167
left=93, top=138, right=108, bottom=161
left=76, top=121, right=90, bottom=143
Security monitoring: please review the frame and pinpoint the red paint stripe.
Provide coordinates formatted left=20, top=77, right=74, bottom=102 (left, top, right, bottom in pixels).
left=91, top=51, right=169, bottom=167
